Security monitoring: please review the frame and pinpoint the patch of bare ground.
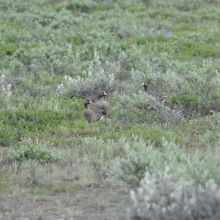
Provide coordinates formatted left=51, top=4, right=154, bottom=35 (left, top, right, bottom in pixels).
left=0, top=183, right=130, bottom=220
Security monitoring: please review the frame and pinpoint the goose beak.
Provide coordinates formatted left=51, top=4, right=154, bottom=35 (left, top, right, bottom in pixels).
left=104, top=92, right=108, bottom=96
left=141, top=82, right=144, bottom=86
left=89, top=101, right=93, bottom=104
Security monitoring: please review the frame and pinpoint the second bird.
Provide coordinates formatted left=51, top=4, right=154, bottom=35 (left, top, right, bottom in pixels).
left=83, top=99, right=104, bottom=124
left=94, top=91, right=111, bottom=118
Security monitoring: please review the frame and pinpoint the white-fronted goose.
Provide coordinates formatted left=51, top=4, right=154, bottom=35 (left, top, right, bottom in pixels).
left=141, top=82, right=148, bottom=94
left=83, top=99, right=104, bottom=124
left=94, top=91, right=111, bottom=118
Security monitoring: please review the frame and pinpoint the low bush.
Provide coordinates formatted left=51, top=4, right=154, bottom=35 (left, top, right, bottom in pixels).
left=130, top=170, right=220, bottom=220
left=1, top=109, right=75, bottom=132
left=131, top=51, right=220, bottom=117
left=0, top=122, right=16, bottom=147
left=145, top=0, right=219, bottom=11
left=0, top=43, right=19, bottom=55
left=58, top=76, right=117, bottom=101
left=57, top=51, right=118, bottom=100
left=171, top=93, right=198, bottom=112
left=117, top=137, right=220, bottom=186
left=0, top=71, right=12, bottom=99
left=9, top=137, right=60, bottom=162
left=117, top=137, right=181, bottom=186
left=65, top=1, right=97, bottom=13
left=0, top=70, right=12, bottom=110
left=113, top=93, right=184, bottom=125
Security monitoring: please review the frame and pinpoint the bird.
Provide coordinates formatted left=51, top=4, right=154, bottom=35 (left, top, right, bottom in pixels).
left=140, top=82, right=155, bottom=111
left=141, top=82, right=148, bottom=94
left=94, top=91, right=111, bottom=118
left=83, top=98, right=105, bottom=124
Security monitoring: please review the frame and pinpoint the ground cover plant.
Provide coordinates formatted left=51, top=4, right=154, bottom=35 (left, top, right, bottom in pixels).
left=0, top=0, right=220, bottom=219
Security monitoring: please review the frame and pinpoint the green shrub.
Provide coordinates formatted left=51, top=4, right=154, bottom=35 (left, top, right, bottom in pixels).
left=9, top=137, right=60, bottom=162
left=117, top=137, right=220, bottom=186
left=171, top=93, right=198, bottom=108
left=144, top=0, right=218, bottom=11
left=76, top=137, right=107, bottom=155
left=171, top=93, right=198, bottom=115
left=131, top=51, right=220, bottom=117
left=117, top=137, right=181, bottom=186
left=1, top=109, right=75, bottom=132
left=0, top=122, right=15, bottom=147
left=171, top=91, right=220, bottom=116
left=0, top=43, right=19, bottom=55
left=113, top=93, right=184, bottom=124
left=65, top=1, right=96, bottom=13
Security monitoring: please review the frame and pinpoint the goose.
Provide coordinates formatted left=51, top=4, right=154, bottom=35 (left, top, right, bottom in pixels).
left=94, top=91, right=111, bottom=118
left=83, top=99, right=105, bottom=124
left=141, top=82, right=155, bottom=111
left=141, top=81, right=168, bottom=104
left=141, top=82, right=148, bottom=94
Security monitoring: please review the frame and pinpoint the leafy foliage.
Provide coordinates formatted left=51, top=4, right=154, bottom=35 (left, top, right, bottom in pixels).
left=9, top=137, right=60, bottom=162
left=113, top=92, right=184, bottom=124
left=117, top=137, right=220, bottom=186
left=132, top=52, right=220, bottom=116
left=1, top=109, right=76, bottom=132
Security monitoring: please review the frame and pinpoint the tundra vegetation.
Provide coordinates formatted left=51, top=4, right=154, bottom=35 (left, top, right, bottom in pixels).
left=1, top=0, right=220, bottom=219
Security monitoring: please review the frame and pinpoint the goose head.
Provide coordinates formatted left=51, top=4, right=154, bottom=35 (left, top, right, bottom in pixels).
left=83, top=98, right=93, bottom=108
left=98, top=91, right=108, bottom=99
left=141, top=82, right=148, bottom=93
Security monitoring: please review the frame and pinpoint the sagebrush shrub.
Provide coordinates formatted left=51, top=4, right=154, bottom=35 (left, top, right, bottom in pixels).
left=57, top=50, right=117, bottom=100
left=0, top=70, right=13, bottom=110
left=0, top=71, right=12, bottom=99
left=117, top=137, right=220, bottom=186
left=131, top=51, right=220, bottom=117
left=130, top=169, right=220, bottom=220
left=116, top=137, right=183, bottom=186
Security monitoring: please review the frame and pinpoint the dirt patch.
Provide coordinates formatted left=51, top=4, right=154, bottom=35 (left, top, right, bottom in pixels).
left=0, top=183, right=130, bottom=220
